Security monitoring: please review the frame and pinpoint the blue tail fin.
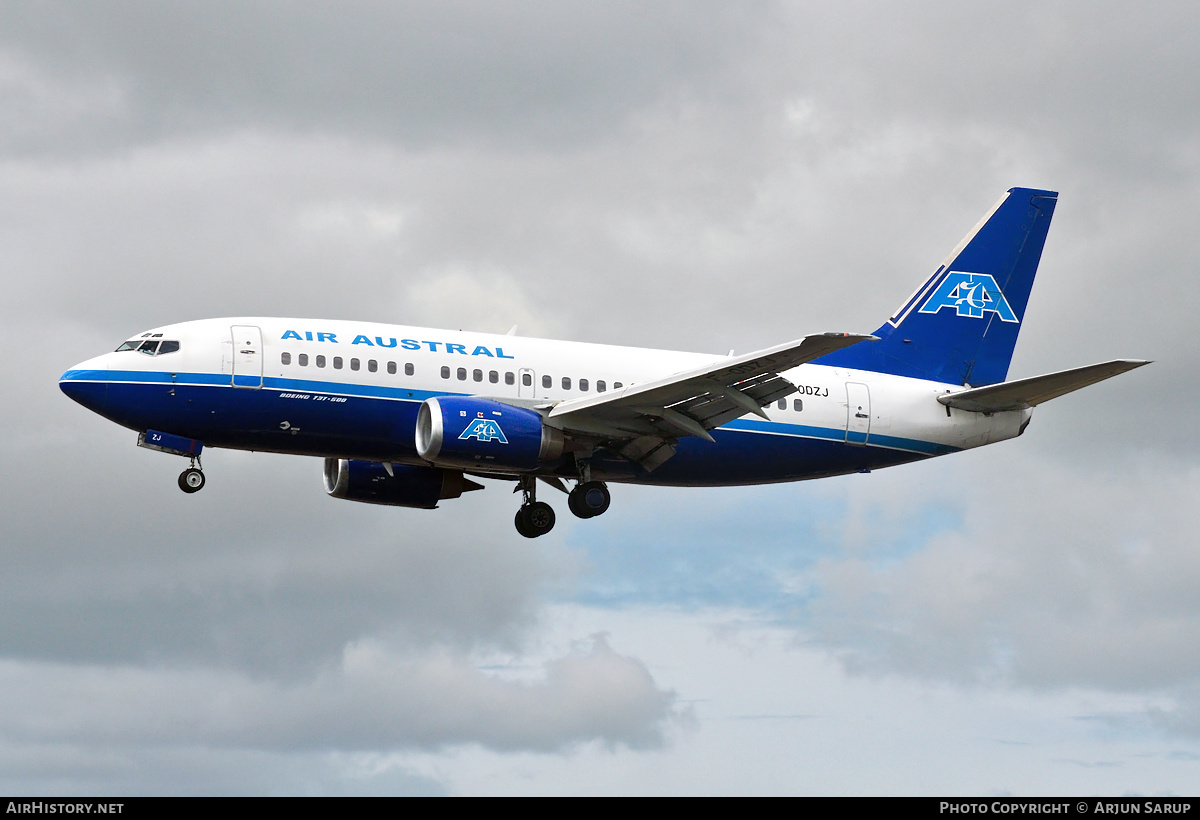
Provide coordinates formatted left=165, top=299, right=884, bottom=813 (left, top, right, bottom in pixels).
left=817, top=187, right=1058, bottom=386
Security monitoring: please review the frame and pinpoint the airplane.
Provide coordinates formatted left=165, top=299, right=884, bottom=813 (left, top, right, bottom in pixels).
left=60, top=187, right=1148, bottom=538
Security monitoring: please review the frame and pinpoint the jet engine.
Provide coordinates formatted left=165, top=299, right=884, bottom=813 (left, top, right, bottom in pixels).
left=323, top=459, right=480, bottom=508
left=415, top=396, right=563, bottom=471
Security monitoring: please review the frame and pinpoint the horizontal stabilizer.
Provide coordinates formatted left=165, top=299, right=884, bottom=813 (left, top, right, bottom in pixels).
left=937, top=360, right=1150, bottom=413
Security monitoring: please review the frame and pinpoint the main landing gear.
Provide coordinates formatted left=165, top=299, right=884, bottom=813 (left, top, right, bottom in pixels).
left=512, top=472, right=612, bottom=538
left=514, top=477, right=555, bottom=538
left=178, top=458, right=205, bottom=494
left=568, top=480, right=610, bottom=519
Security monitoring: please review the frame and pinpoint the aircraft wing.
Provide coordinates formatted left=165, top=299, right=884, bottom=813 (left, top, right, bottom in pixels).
left=546, top=332, right=875, bottom=469
left=937, top=359, right=1151, bottom=413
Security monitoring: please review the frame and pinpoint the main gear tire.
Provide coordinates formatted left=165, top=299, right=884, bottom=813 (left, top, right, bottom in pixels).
left=515, top=501, right=556, bottom=538
left=568, top=481, right=610, bottom=519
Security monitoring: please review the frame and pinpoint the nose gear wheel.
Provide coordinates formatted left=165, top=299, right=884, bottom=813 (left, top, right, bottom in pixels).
left=178, top=467, right=205, bottom=493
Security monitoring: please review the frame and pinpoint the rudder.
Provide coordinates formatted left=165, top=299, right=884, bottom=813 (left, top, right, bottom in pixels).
left=817, top=187, right=1058, bottom=386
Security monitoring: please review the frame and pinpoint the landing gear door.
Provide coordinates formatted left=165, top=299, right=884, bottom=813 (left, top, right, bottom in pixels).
left=231, top=325, right=263, bottom=389
left=845, top=382, right=870, bottom=445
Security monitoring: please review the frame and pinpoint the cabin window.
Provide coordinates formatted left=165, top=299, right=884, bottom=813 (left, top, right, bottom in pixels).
left=349, top=358, right=359, bottom=371
left=387, top=361, right=396, bottom=375
left=457, top=367, right=467, bottom=381
left=579, top=378, right=589, bottom=392
left=473, top=369, right=483, bottom=382
left=522, top=373, right=532, bottom=387
left=280, top=352, right=291, bottom=365
left=561, top=376, right=571, bottom=390
left=542, top=375, right=551, bottom=388
left=505, top=372, right=515, bottom=385
left=489, top=370, right=499, bottom=384
left=597, top=380, right=606, bottom=392
left=333, top=357, right=343, bottom=369
left=793, top=399, right=803, bottom=412
left=613, top=381, right=623, bottom=389
left=298, top=353, right=309, bottom=366
left=441, top=366, right=450, bottom=379
left=405, top=363, right=414, bottom=376
left=368, top=359, right=378, bottom=373
left=315, top=355, right=326, bottom=368
left=777, top=399, right=786, bottom=410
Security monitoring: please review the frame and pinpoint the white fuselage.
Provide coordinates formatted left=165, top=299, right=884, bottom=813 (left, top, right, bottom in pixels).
left=61, top=317, right=1029, bottom=487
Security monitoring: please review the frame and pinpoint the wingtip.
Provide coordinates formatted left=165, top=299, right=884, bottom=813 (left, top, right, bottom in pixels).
left=820, top=331, right=878, bottom=341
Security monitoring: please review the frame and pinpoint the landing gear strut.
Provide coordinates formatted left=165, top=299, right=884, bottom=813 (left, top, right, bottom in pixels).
left=514, top=476, right=555, bottom=538
left=178, top=457, right=205, bottom=494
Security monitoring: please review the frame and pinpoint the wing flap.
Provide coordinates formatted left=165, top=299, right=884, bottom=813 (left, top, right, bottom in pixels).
left=937, top=359, right=1150, bottom=413
left=548, top=332, right=875, bottom=444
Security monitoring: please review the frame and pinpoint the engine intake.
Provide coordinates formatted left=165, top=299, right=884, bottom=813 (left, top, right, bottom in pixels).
left=416, top=396, right=563, bottom=471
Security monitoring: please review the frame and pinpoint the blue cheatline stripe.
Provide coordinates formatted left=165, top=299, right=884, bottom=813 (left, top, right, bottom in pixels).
left=722, top=418, right=957, bottom=456
left=61, top=369, right=228, bottom=386
left=62, top=369, right=452, bottom=402
left=67, top=369, right=958, bottom=456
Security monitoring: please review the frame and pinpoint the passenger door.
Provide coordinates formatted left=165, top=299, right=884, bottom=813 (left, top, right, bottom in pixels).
left=231, top=325, right=263, bottom=389
left=845, top=382, right=871, bottom=445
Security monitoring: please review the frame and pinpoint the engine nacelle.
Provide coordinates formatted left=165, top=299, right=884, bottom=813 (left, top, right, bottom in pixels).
left=415, top=396, right=564, bottom=471
left=323, top=459, right=477, bottom=508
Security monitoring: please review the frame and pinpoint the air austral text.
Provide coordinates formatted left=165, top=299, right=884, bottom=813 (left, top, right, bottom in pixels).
left=6, top=804, right=123, bottom=815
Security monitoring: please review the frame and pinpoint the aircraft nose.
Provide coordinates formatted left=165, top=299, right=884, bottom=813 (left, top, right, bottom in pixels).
left=59, top=354, right=110, bottom=412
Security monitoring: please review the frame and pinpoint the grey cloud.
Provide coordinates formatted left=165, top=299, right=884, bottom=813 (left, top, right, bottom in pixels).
left=2, top=0, right=1199, bottom=792
left=0, top=1, right=766, bottom=156
left=808, top=451, right=1200, bottom=696
left=1, top=402, right=569, bottom=674
left=0, top=634, right=680, bottom=753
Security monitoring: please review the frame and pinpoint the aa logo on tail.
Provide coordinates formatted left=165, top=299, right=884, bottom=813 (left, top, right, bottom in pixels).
left=459, top=418, right=509, bottom=444
left=918, top=271, right=1018, bottom=323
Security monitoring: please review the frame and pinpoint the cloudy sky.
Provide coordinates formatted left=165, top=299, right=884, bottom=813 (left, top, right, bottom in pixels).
left=2, top=0, right=1197, bottom=795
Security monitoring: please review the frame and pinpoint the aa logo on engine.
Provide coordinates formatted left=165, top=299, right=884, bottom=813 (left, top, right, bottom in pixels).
left=458, top=418, right=509, bottom=444
left=918, top=271, right=1018, bottom=323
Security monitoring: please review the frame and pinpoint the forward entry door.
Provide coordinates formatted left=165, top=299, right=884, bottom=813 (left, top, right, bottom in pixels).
left=231, top=325, right=263, bottom=389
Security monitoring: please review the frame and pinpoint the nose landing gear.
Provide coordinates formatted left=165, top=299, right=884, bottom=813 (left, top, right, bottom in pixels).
left=178, top=458, right=205, bottom=494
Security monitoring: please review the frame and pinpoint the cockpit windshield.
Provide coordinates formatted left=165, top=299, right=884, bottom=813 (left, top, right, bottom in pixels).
left=115, top=337, right=180, bottom=355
